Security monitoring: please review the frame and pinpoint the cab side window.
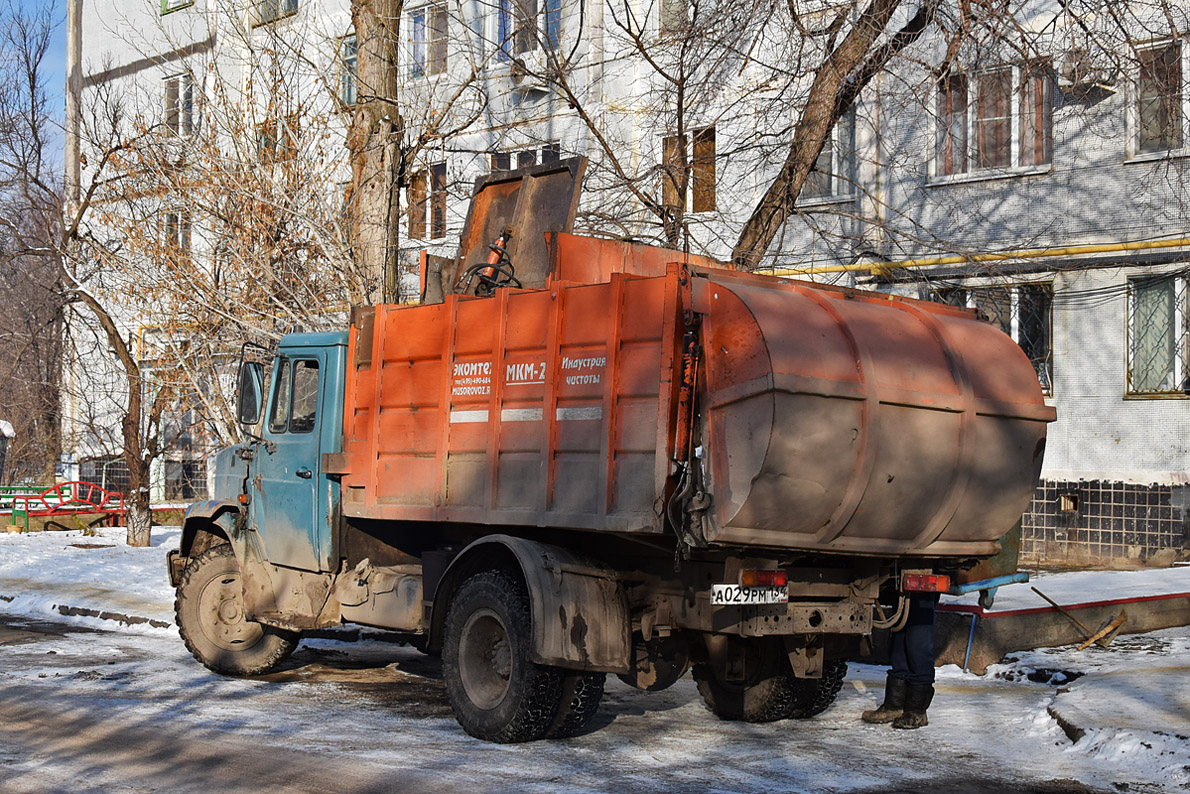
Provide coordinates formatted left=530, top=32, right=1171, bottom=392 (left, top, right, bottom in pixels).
left=267, top=357, right=319, bottom=434
left=290, top=360, right=320, bottom=433
left=268, top=358, right=292, bottom=433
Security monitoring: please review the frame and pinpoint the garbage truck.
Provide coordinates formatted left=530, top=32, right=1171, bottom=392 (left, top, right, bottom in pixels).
left=169, top=159, right=1054, bottom=742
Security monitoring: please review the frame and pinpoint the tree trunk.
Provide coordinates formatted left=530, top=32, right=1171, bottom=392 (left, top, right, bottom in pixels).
left=125, top=492, right=153, bottom=548
left=732, top=0, right=935, bottom=269
left=348, top=0, right=404, bottom=304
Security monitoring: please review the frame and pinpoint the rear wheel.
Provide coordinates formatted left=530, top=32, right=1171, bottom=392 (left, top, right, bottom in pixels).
left=175, top=544, right=298, bottom=676
left=442, top=571, right=563, bottom=743
left=692, top=637, right=798, bottom=723
left=787, top=659, right=848, bottom=718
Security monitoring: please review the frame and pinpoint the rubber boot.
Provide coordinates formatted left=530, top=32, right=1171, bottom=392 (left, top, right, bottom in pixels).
left=861, top=674, right=907, bottom=724
left=892, top=683, right=934, bottom=729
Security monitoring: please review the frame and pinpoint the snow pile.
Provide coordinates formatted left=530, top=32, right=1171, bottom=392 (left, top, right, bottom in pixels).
left=985, top=629, right=1190, bottom=789
left=0, top=525, right=179, bottom=634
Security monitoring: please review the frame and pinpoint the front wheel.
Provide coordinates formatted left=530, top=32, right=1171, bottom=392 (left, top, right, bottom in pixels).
left=545, top=671, right=606, bottom=739
left=174, top=544, right=298, bottom=676
left=442, top=571, right=563, bottom=743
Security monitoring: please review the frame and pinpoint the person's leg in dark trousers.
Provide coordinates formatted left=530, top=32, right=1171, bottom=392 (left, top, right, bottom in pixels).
left=862, top=592, right=938, bottom=728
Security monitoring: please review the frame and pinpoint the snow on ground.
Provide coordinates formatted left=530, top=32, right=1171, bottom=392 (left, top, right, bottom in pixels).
left=1, top=527, right=1188, bottom=792
left=0, top=525, right=179, bottom=633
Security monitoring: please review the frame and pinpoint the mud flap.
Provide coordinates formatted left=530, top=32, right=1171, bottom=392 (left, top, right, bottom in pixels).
left=437, top=535, right=631, bottom=674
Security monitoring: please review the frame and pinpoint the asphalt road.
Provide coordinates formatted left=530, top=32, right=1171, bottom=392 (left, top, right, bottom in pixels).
left=0, top=616, right=1126, bottom=794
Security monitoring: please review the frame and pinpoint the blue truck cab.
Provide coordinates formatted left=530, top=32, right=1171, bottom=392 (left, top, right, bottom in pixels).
left=169, top=332, right=347, bottom=589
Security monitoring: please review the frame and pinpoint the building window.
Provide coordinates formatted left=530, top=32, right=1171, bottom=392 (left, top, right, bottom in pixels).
left=801, top=107, right=856, bottom=201
left=430, top=162, right=447, bottom=239
left=514, top=0, right=537, bottom=55
left=543, top=0, right=562, bottom=50
left=408, top=162, right=447, bottom=240
left=256, top=114, right=299, bottom=162
left=660, top=0, right=690, bottom=33
left=490, top=143, right=561, bottom=171
left=1020, top=64, right=1054, bottom=166
left=256, top=0, right=298, bottom=26
left=161, top=0, right=194, bottom=14
left=1136, top=41, right=1183, bottom=155
left=933, top=283, right=1053, bottom=394
left=408, top=170, right=427, bottom=238
left=975, top=68, right=1012, bottom=168
left=497, top=0, right=512, bottom=60
left=340, top=33, right=358, bottom=106
left=1128, top=275, right=1188, bottom=395
left=163, top=210, right=192, bottom=267
left=165, top=460, right=206, bottom=500
left=662, top=126, right=716, bottom=213
left=936, top=73, right=969, bottom=176
left=935, top=63, right=1053, bottom=176
left=411, top=6, right=448, bottom=77
left=497, top=0, right=560, bottom=55
left=164, top=73, right=194, bottom=136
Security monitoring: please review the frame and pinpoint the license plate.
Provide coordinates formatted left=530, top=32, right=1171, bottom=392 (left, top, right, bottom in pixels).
left=711, top=584, right=789, bottom=605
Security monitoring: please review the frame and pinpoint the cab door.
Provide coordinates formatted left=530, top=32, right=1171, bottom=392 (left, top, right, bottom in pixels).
left=250, top=351, right=330, bottom=571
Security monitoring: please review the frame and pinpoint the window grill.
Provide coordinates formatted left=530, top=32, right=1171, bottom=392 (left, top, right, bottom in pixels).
left=1127, top=275, right=1188, bottom=395
left=165, top=460, right=208, bottom=501
left=930, top=283, right=1053, bottom=394
left=80, top=457, right=131, bottom=494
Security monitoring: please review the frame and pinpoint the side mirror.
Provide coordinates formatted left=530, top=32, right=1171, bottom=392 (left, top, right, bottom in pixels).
left=237, top=361, right=265, bottom=426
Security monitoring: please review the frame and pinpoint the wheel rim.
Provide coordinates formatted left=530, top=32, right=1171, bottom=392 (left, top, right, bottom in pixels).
left=458, top=608, right=513, bottom=710
left=196, top=569, right=264, bottom=651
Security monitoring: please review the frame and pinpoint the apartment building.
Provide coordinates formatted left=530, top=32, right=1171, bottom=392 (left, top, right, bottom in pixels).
left=776, top=6, right=1190, bottom=566
left=67, top=0, right=1190, bottom=565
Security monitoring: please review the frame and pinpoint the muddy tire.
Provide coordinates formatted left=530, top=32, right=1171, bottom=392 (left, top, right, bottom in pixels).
left=175, top=544, right=298, bottom=676
left=442, top=571, right=563, bottom=743
left=544, top=671, right=606, bottom=739
left=692, top=638, right=798, bottom=723
left=787, top=659, right=848, bottom=718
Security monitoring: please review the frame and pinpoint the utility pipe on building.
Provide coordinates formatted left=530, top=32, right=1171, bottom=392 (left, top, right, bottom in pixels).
left=772, top=237, right=1190, bottom=278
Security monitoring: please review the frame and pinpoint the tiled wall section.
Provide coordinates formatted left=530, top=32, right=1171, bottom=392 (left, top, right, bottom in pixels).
left=1021, top=480, right=1190, bottom=567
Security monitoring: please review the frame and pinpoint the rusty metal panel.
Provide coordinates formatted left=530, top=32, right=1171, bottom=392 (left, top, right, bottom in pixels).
left=550, top=232, right=726, bottom=283
left=434, top=158, right=585, bottom=300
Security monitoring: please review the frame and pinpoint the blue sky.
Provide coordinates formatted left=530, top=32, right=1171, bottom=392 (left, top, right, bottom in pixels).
left=15, top=0, right=67, bottom=118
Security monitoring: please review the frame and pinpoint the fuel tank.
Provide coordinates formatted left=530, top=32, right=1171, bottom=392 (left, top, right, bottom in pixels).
left=694, top=270, right=1054, bottom=557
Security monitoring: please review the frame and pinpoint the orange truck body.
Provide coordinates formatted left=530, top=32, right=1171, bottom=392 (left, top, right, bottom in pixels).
left=338, top=233, right=1053, bottom=559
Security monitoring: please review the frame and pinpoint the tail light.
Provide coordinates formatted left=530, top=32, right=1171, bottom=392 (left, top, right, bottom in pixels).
left=740, top=569, right=788, bottom=588
left=902, top=573, right=951, bottom=593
